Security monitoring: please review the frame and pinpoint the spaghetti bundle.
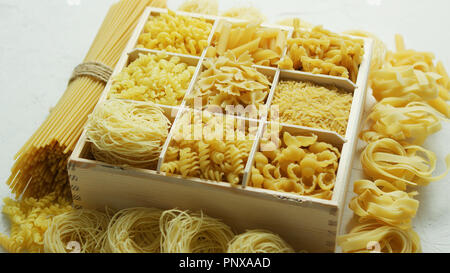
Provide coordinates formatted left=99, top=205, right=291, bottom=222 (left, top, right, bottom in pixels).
left=86, top=100, right=171, bottom=169
left=227, top=230, right=295, bottom=253
left=44, top=209, right=110, bottom=253
left=6, top=0, right=167, bottom=200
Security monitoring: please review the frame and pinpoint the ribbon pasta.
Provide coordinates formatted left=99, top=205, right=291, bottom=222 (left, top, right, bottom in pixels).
left=349, top=180, right=419, bottom=229
left=361, top=137, right=450, bottom=187
left=337, top=222, right=421, bottom=253
left=365, top=97, right=446, bottom=145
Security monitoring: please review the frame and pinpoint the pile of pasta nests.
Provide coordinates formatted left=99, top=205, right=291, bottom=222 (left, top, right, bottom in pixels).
left=44, top=207, right=295, bottom=253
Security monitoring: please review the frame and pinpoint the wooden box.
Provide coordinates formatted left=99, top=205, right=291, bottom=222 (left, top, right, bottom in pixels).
left=68, top=7, right=373, bottom=253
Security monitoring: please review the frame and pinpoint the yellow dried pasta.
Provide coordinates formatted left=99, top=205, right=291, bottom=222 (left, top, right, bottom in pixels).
left=338, top=222, right=421, bottom=253
left=0, top=192, right=72, bottom=253
left=250, top=130, right=341, bottom=200
left=137, top=10, right=213, bottom=56
left=178, top=0, right=219, bottom=15
left=349, top=180, right=419, bottom=229
left=109, top=52, right=196, bottom=106
left=162, top=110, right=255, bottom=185
left=365, top=97, right=446, bottom=145
left=371, top=34, right=450, bottom=117
left=189, top=51, right=271, bottom=111
left=361, top=137, right=450, bottom=187
left=208, top=20, right=287, bottom=67
left=279, top=22, right=364, bottom=83
left=271, top=80, right=353, bottom=136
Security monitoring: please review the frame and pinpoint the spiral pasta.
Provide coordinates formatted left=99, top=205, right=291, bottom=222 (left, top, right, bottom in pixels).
left=0, top=192, right=72, bottom=253
left=162, top=110, right=254, bottom=185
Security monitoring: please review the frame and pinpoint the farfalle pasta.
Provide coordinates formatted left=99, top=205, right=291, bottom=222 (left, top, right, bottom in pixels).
left=161, top=110, right=256, bottom=185
left=188, top=51, right=271, bottom=112
left=109, top=52, right=196, bottom=106
left=279, top=20, right=364, bottom=83
left=137, top=10, right=213, bottom=56
left=250, top=129, right=341, bottom=200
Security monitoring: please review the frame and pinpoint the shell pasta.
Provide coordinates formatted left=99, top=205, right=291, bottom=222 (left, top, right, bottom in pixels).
left=250, top=129, right=341, bottom=200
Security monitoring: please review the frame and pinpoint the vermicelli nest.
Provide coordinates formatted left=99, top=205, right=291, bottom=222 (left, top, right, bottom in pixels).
left=43, top=209, right=110, bottom=253
left=104, top=207, right=163, bottom=253
left=43, top=207, right=297, bottom=253
left=160, top=209, right=235, bottom=253
left=227, top=229, right=295, bottom=253
left=86, top=99, right=171, bottom=169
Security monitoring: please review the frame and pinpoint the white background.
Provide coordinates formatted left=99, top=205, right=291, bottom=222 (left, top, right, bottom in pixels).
left=0, top=0, right=449, bottom=252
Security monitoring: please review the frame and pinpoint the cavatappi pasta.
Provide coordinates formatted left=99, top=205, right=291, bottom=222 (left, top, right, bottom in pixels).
left=188, top=51, right=271, bottom=112
left=207, top=20, right=287, bottom=67
left=162, top=110, right=256, bottom=185
left=109, top=52, right=196, bottom=106
left=271, top=80, right=353, bottom=136
left=137, top=10, right=213, bottom=56
left=250, top=130, right=341, bottom=200
left=279, top=20, right=364, bottom=83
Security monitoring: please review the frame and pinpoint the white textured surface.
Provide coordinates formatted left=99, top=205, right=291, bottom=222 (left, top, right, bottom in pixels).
left=0, top=0, right=449, bottom=253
